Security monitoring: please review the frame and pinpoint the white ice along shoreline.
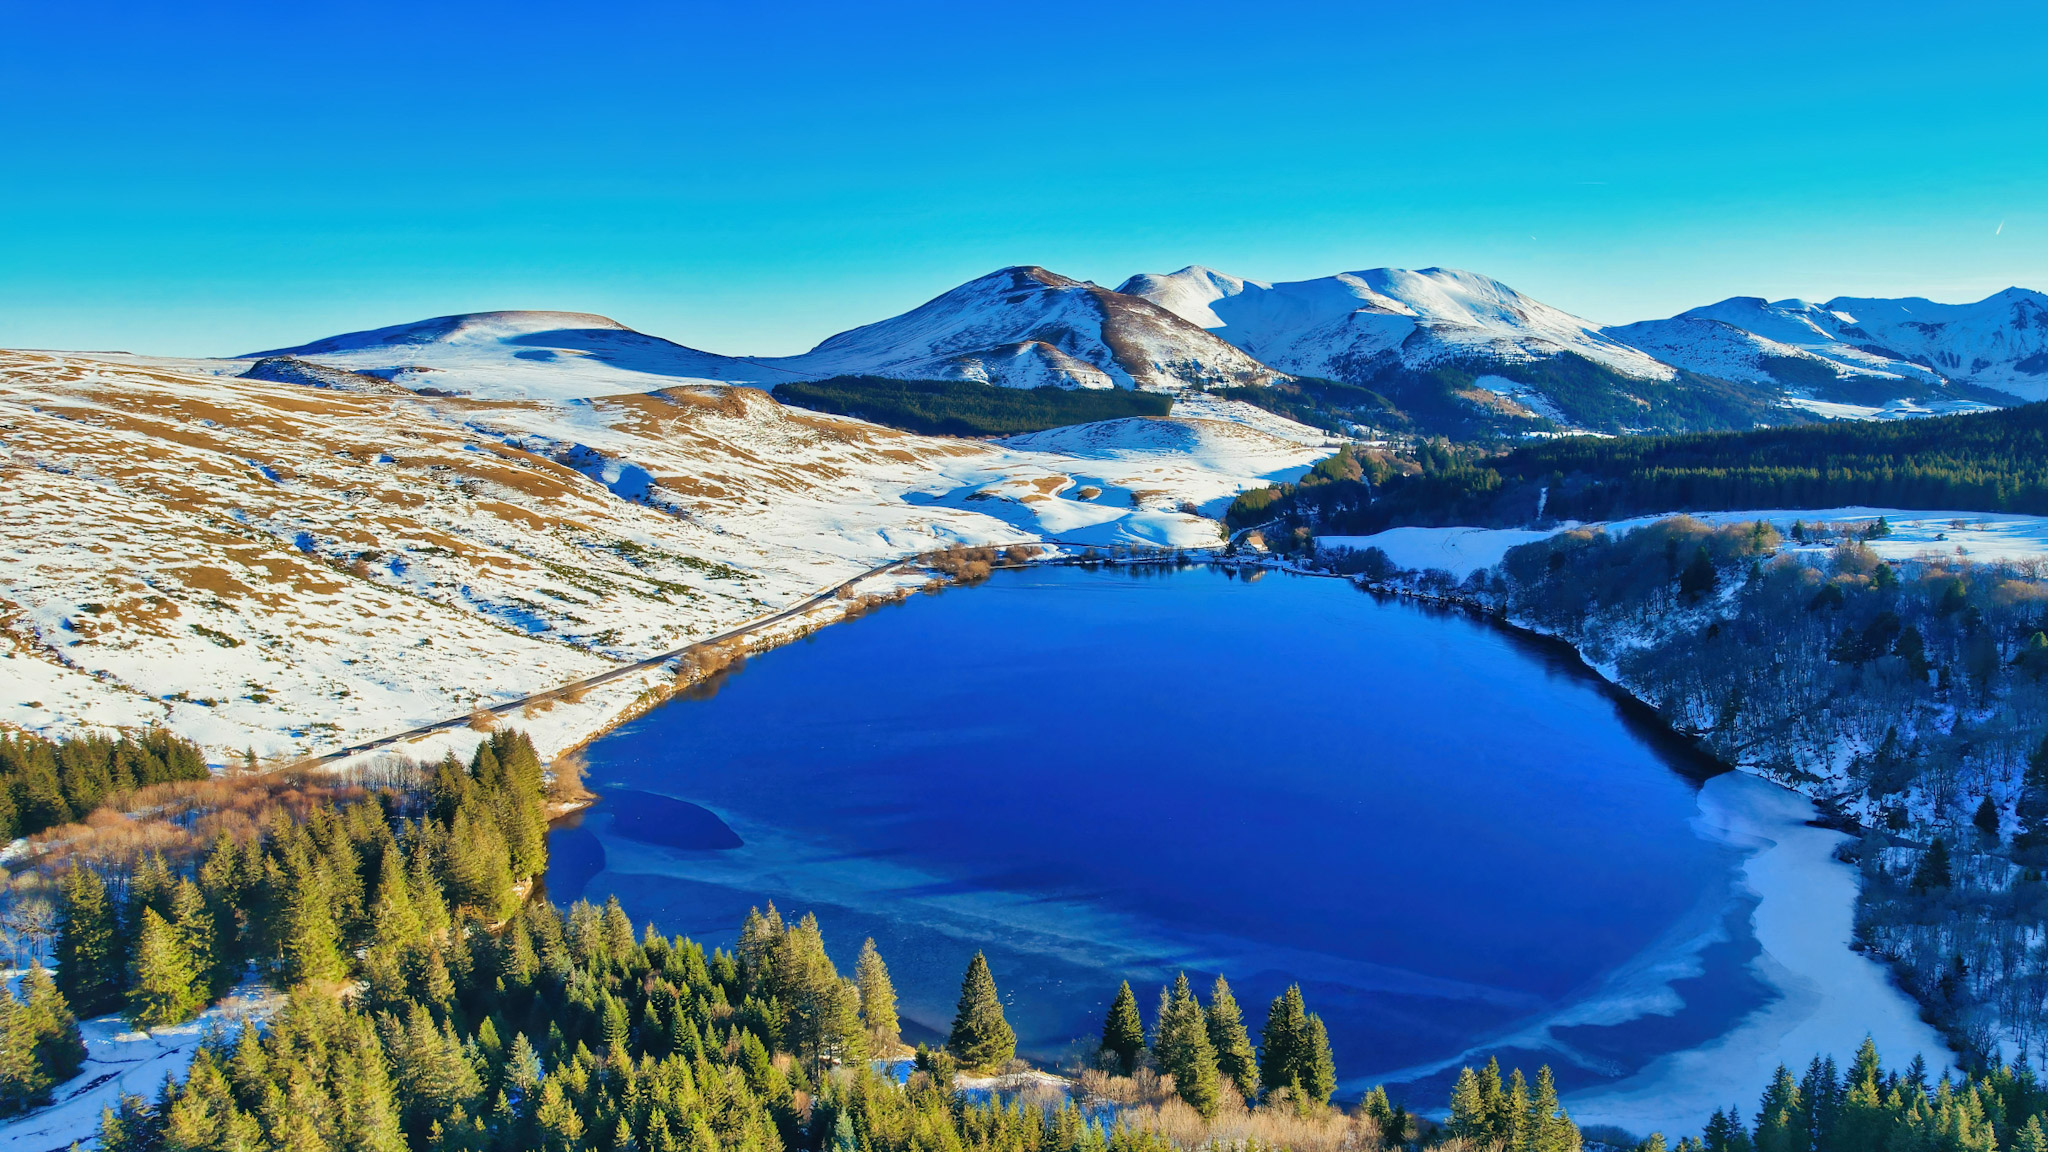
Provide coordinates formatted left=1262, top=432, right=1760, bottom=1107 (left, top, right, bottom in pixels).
left=1564, top=773, right=1952, bottom=1137
left=1359, top=772, right=1951, bottom=1141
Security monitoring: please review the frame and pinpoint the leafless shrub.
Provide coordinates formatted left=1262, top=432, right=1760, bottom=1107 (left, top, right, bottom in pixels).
left=3, top=764, right=423, bottom=889
left=928, top=545, right=997, bottom=583
left=547, top=749, right=591, bottom=805
left=1070, top=1069, right=1388, bottom=1152
left=468, top=706, right=498, bottom=732
left=1003, top=545, right=1044, bottom=563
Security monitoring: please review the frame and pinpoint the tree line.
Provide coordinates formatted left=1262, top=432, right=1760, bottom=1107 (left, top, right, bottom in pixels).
left=1347, top=514, right=2048, bottom=1062
left=1095, top=975, right=1336, bottom=1118
left=771, top=377, right=1172, bottom=438
left=1307, top=400, right=2048, bottom=533
left=0, top=728, right=210, bottom=843
left=1, top=720, right=2019, bottom=1152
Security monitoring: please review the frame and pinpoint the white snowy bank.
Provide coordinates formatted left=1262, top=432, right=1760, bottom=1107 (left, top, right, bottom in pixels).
left=1321, top=507, right=2048, bottom=581
left=1565, top=773, right=1952, bottom=1138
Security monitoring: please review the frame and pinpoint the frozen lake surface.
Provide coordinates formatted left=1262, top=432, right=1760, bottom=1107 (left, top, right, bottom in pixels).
left=550, top=564, right=1946, bottom=1134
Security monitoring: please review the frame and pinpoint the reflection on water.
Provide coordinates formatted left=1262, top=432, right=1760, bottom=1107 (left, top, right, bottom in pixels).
left=549, top=564, right=1768, bottom=1098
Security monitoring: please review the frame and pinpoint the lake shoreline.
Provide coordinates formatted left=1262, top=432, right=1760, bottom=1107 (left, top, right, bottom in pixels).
left=545, top=551, right=1954, bottom=1140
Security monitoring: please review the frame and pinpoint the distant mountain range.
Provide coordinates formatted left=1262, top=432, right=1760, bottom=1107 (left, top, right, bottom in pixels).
left=245, top=265, right=2048, bottom=436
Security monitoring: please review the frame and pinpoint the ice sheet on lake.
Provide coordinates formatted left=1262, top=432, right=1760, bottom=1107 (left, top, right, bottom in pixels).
left=1564, top=773, right=1952, bottom=1138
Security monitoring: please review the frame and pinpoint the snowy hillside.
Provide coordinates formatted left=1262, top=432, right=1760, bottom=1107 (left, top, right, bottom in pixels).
left=1610, top=291, right=2048, bottom=403
left=0, top=348, right=1324, bottom=768
left=1120, top=265, right=1675, bottom=381
left=1818, top=289, right=2048, bottom=400
left=244, top=309, right=792, bottom=400
left=760, top=266, right=1283, bottom=391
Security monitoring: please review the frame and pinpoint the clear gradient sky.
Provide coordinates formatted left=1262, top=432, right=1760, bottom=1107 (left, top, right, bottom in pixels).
left=3, top=0, right=2044, bottom=357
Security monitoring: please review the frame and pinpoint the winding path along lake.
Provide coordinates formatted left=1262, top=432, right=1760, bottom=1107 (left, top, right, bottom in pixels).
left=547, top=564, right=1945, bottom=1134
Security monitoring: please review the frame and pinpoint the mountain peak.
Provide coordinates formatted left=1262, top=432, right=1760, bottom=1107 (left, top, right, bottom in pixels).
left=1122, top=264, right=1669, bottom=381
left=247, top=310, right=634, bottom=358
left=762, top=264, right=1279, bottom=391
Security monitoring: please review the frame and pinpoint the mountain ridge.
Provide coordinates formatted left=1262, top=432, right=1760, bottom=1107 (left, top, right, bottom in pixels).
left=224, top=264, right=2048, bottom=432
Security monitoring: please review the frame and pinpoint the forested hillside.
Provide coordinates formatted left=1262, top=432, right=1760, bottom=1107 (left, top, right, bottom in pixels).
left=1340, top=516, right=2048, bottom=1063
left=2, top=720, right=2044, bottom=1152
left=1238, top=403, right=2048, bottom=534
left=771, top=377, right=1173, bottom=437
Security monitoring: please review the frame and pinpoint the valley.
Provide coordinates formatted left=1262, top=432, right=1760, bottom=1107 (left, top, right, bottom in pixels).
left=5, top=268, right=2048, bottom=1152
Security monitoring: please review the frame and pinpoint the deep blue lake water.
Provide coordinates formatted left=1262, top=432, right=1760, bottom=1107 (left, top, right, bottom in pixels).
left=547, top=564, right=1768, bottom=1100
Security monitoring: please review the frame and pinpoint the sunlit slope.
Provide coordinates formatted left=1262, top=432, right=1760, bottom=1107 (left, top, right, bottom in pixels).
left=0, top=351, right=1324, bottom=762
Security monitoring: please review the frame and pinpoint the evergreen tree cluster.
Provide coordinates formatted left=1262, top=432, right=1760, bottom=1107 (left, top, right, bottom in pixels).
left=771, top=377, right=1172, bottom=438
left=1686, top=1039, right=2048, bottom=1152
left=0, top=965, right=85, bottom=1117
left=1096, top=975, right=1332, bottom=1116
left=1461, top=519, right=2048, bottom=1059
left=54, top=730, right=550, bottom=1041
left=734, top=904, right=886, bottom=1073
left=1293, top=399, right=2048, bottom=535
left=1446, top=1059, right=1580, bottom=1152
left=0, top=728, right=209, bottom=841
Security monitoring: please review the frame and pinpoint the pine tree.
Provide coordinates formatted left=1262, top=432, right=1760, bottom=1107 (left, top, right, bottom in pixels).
left=1502, top=1067, right=1531, bottom=1151
left=127, top=907, right=202, bottom=1029
left=1152, top=973, right=1220, bottom=1117
left=1100, top=981, right=1146, bottom=1076
left=1799, top=1056, right=1840, bottom=1151
left=1833, top=1039, right=1888, bottom=1152
left=736, top=905, right=786, bottom=998
left=1362, top=1085, right=1411, bottom=1147
left=1753, top=1064, right=1807, bottom=1152
left=1300, top=1013, right=1336, bottom=1107
left=1205, top=976, right=1260, bottom=1102
left=2016, top=1115, right=2048, bottom=1152
left=776, top=914, right=864, bottom=1072
left=1259, top=985, right=1310, bottom=1096
left=56, top=866, right=122, bottom=1017
left=947, top=952, right=1015, bottom=1072
left=1911, top=837, right=1953, bottom=891
left=168, top=880, right=215, bottom=1003
left=1974, top=796, right=2003, bottom=844
left=1449, top=1066, right=1491, bottom=1143
left=275, top=841, right=346, bottom=986
left=854, top=938, right=900, bottom=1054
left=1524, top=1066, right=1579, bottom=1152
left=0, top=981, right=48, bottom=1116
left=18, top=966, right=83, bottom=1088
left=1680, top=547, right=1718, bottom=600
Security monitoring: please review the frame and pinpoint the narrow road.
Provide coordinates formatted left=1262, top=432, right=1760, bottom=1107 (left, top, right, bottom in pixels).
left=309, top=536, right=1226, bottom=766
left=310, top=554, right=919, bottom=764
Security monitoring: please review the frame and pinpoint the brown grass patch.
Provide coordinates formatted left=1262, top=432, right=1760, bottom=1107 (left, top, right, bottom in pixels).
left=1071, top=1069, right=1391, bottom=1152
left=5, top=762, right=423, bottom=887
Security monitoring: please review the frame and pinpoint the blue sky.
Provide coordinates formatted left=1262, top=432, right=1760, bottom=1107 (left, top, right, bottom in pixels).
left=2, top=0, right=2043, bottom=356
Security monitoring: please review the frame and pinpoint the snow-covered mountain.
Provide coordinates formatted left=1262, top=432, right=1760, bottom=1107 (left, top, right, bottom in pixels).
left=757, top=265, right=1281, bottom=391
left=249, top=310, right=787, bottom=400
left=1800, top=290, right=2048, bottom=400
left=225, top=270, right=2048, bottom=430
left=1608, top=290, right=2048, bottom=403
left=1119, top=265, right=1675, bottom=382
left=241, top=270, right=1281, bottom=399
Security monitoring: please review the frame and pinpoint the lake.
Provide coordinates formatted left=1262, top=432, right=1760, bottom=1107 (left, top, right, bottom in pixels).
left=547, top=563, right=1774, bottom=1107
